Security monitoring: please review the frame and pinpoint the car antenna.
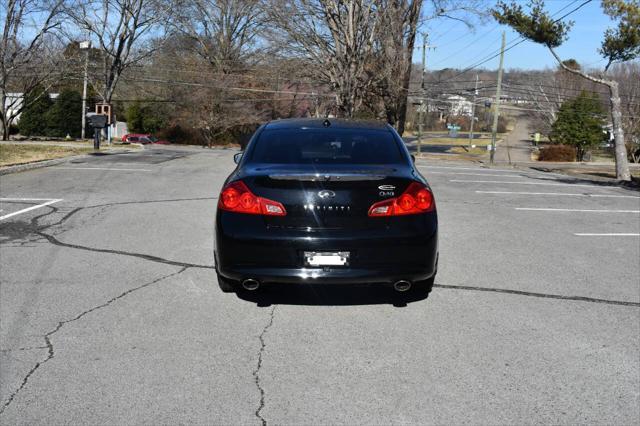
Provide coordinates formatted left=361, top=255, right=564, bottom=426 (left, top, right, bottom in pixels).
left=323, top=119, right=331, bottom=127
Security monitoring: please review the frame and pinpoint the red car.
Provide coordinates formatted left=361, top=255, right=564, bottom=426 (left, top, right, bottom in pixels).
left=122, top=134, right=170, bottom=145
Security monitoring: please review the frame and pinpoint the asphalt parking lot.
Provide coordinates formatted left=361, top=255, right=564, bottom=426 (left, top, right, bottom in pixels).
left=1, top=146, right=639, bottom=424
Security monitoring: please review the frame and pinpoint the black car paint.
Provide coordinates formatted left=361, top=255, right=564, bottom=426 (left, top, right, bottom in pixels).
left=215, top=119, right=438, bottom=287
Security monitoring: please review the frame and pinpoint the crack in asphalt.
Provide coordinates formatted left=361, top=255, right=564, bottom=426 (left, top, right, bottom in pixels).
left=84, top=196, right=217, bottom=209
left=40, top=197, right=217, bottom=228
left=0, top=346, right=49, bottom=352
left=434, top=284, right=640, bottom=307
left=35, top=230, right=214, bottom=269
left=0, top=267, right=187, bottom=416
left=1, top=200, right=216, bottom=269
left=253, top=306, right=276, bottom=426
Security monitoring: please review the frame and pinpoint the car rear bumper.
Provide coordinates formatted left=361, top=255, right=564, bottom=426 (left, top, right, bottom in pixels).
left=215, top=212, right=438, bottom=285
left=216, top=265, right=437, bottom=285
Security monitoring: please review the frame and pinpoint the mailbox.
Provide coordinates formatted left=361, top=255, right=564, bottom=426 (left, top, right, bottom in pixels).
left=86, top=113, right=107, bottom=128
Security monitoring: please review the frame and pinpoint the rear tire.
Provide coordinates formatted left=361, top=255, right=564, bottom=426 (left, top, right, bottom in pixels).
left=217, top=273, right=237, bottom=293
left=412, top=275, right=435, bottom=294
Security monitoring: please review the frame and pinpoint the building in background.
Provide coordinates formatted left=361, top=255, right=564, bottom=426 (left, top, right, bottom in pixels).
left=3, top=92, right=59, bottom=124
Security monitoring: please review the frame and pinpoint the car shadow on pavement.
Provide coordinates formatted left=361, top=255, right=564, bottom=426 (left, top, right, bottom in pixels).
left=234, top=283, right=431, bottom=308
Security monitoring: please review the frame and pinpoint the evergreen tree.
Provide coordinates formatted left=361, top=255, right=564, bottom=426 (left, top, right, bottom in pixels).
left=126, top=102, right=144, bottom=133
left=45, top=89, right=82, bottom=137
left=18, top=85, right=53, bottom=136
left=126, top=102, right=167, bottom=134
left=551, top=91, right=607, bottom=161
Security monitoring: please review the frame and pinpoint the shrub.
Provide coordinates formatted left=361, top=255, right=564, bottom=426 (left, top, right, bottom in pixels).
left=626, top=140, right=640, bottom=163
left=478, top=115, right=507, bottom=133
left=18, top=85, right=53, bottom=136
left=538, top=144, right=576, bottom=162
left=44, top=89, right=82, bottom=137
left=497, top=116, right=508, bottom=133
left=156, top=125, right=204, bottom=145
left=126, top=102, right=168, bottom=134
left=156, top=123, right=259, bottom=146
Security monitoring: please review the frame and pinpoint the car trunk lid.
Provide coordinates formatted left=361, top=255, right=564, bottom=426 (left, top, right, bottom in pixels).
left=241, top=165, right=415, bottom=230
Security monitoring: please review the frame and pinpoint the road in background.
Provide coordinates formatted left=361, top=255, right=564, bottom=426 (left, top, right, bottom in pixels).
left=1, top=146, right=638, bottom=424
left=494, top=112, right=534, bottom=163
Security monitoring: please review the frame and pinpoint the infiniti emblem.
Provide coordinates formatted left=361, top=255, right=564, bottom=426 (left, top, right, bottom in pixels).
left=317, top=190, right=336, bottom=199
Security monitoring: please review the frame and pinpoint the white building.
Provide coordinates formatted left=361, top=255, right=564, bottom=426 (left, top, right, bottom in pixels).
left=3, top=92, right=59, bottom=123
left=446, top=95, right=473, bottom=117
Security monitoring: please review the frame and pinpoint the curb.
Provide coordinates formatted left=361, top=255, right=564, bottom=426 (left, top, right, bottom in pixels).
left=0, top=156, right=80, bottom=175
left=0, top=146, right=143, bottom=176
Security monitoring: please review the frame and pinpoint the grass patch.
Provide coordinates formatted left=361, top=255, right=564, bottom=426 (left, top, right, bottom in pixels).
left=563, top=168, right=640, bottom=180
left=0, top=143, right=93, bottom=167
left=418, top=137, right=492, bottom=146
left=449, top=146, right=488, bottom=155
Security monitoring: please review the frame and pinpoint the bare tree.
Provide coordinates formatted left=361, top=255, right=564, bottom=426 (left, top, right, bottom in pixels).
left=171, top=0, right=263, bottom=74
left=372, top=0, right=486, bottom=135
left=160, top=1, right=270, bottom=143
left=268, top=0, right=380, bottom=118
left=67, top=0, right=168, bottom=103
left=369, top=0, right=420, bottom=130
left=0, top=0, right=66, bottom=140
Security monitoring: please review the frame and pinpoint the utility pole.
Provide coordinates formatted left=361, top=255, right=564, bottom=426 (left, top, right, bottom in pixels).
left=468, top=74, right=479, bottom=149
left=311, top=91, right=320, bottom=117
left=490, top=31, right=506, bottom=164
left=272, top=72, right=280, bottom=119
left=418, top=34, right=435, bottom=157
left=80, top=41, right=91, bottom=140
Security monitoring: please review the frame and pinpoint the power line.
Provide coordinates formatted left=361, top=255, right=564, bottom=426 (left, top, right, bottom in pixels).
left=117, top=76, right=333, bottom=97
left=443, top=0, right=593, bottom=82
left=429, top=25, right=501, bottom=68
left=407, top=94, right=637, bottom=119
left=427, top=0, right=583, bottom=70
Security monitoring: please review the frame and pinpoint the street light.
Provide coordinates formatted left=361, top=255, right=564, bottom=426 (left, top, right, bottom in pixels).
left=79, top=41, right=91, bottom=140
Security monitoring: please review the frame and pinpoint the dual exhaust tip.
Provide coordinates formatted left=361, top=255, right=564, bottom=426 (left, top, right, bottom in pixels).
left=393, top=280, right=412, bottom=292
left=241, top=278, right=260, bottom=291
left=242, top=278, right=411, bottom=292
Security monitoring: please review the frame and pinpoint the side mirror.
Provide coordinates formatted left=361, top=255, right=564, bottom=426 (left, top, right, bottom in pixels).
left=411, top=154, right=416, bottom=163
left=233, top=152, right=243, bottom=164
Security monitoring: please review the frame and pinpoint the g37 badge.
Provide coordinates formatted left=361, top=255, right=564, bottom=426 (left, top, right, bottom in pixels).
left=378, top=184, right=395, bottom=197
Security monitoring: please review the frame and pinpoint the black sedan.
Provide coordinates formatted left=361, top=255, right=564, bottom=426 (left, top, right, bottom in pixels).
left=214, top=118, right=438, bottom=293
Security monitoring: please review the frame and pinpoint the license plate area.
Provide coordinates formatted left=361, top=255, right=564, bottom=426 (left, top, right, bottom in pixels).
left=304, top=251, right=350, bottom=267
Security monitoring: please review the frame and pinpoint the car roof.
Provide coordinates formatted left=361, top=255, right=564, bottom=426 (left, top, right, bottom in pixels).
left=263, top=118, right=391, bottom=131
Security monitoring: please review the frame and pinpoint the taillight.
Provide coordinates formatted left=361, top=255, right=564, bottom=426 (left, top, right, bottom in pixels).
left=218, top=180, right=286, bottom=216
left=368, top=182, right=434, bottom=217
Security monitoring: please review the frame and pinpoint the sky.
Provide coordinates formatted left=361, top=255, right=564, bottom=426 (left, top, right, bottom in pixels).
left=417, top=0, right=613, bottom=72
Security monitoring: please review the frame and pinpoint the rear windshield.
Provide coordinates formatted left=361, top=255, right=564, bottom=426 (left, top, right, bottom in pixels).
left=248, top=129, right=405, bottom=164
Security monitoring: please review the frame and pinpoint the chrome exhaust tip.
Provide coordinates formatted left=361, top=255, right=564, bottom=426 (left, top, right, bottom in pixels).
left=241, top=279, right=260, bottom=291
left=393, top=280, right=412, bottom=292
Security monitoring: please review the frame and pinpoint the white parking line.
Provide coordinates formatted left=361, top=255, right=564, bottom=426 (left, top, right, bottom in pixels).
left=428, top=172, right=523, bottom=177
left=574, top=233, right=640, bottom=237
left=419, top=165, right=517, bottom=173
left=54, top=167, right=152, bottom=172
left=452, top=179, right=605, bottom=189
left=477, top=191, right=640, bottom=199
left=0, top=198, right=63, bottom=221
left=516, top=207, right=640, bottom=213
